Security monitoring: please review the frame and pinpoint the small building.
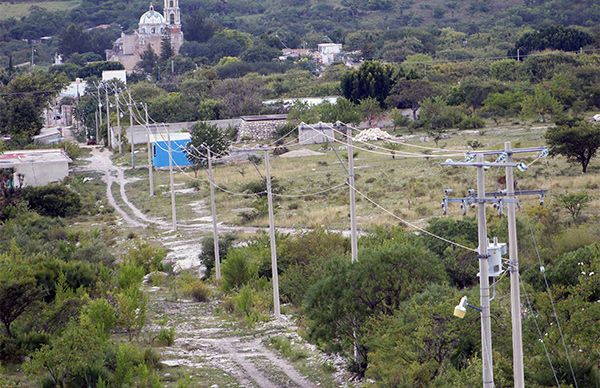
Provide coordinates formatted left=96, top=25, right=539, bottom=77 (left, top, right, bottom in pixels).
left=298, top=122, right=334, bottom=145
left=239, top=114, right=288, bottom=141
left=318, top=43, right=343, bottom=65
left=0, top=150, right=71, bottom=187
left=102, top=70, right=127, bottom=84
left=149, top=133, right=192, bottom=169
left=33, top=127, right=63, bottom=145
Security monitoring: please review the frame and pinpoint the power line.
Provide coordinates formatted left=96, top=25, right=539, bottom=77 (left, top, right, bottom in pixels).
left=525, top=218, right=579, bottom=388
left=347, top=182, right=478, bottom=253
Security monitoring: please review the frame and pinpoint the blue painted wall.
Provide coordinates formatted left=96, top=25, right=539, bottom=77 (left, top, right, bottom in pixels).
left=152, top=139, right=193, bottom=168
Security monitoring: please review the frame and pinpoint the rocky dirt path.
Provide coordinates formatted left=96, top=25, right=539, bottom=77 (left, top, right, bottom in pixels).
left=147, top=294, right=318, bottom=388
left=83, top=149, right=325, bottom=386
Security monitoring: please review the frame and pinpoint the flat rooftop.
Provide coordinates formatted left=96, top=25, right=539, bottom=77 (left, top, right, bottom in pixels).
left=240, top=114, right=288, bottom=122
left=148, top=133, right=191, bottom=143
left=0, top=149, right=72, bottom=166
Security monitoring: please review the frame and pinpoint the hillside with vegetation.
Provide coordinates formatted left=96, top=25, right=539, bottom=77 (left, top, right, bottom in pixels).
left=1, top=0, right=600, bottom=387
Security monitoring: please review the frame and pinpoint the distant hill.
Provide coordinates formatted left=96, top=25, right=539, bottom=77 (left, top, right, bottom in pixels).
left=0, top=0, right=79, bottom=20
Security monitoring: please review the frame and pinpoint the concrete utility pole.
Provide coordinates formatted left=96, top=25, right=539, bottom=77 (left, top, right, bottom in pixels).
left=346, top=126, right=358, bottom=263
left=505, top=142, right=524, bottom=388
left=94, top=110, right=99, bottom=144
left=143, top=104, right=154, bottom=196
left=128, top=94, right=136, bottom=168
left=105, top=86, right=111, bottom=149
left=442, top=146, right=548, bottom=388
left=265, top=151, right=281, bottom=318
left=206, top=147, right=221, bottom=280
left=115, top=91, right=122, bottom=154
left=165, top=124, right=177, bottom=231
left=476, top=154, right=495, bottom=388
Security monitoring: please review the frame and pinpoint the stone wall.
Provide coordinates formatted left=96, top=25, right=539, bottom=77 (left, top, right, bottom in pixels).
left=238, top=120, right=286, bottom=141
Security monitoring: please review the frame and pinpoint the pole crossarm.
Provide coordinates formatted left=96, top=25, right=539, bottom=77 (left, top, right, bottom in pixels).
left=442, top=161, right=519, bottom=168
left=466, top=146, right=548, bottom=156
left=442, top=189, right=547, bottom=215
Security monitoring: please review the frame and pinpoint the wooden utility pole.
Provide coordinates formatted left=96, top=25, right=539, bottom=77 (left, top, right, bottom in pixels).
left=165, top=124, right=177, bottom=231
left=265, top=151, right=280, bottom=318
left=505, top=142, right=524, bottom=388
left=476, top=154, right=495, bottom=388
left=143, top=104, right=154, bottom=196
left=206, top=147, right=221, bottom=280
left=346, top=126, right=358, bottom=263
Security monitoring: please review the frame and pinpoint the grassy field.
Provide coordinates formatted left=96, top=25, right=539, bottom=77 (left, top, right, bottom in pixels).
left=119, top=124, right=600, bottom=232
left=0, top=0, right=79, bottom=20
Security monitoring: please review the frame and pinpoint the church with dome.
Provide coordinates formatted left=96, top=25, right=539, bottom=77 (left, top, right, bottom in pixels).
left=106, top=1, right=184, bottom=71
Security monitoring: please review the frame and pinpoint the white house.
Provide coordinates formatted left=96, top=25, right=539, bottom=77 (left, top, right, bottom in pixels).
left=318, top=43, right=343, bottom=65
left=0, top=149, right=71, bottom=187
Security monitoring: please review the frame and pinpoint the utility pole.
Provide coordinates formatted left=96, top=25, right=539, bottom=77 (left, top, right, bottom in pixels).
left=97, top=84, right=103, bottom=144
left=105, top=86, right=111, bottom=149
left=265, top=151, right=281, bottom=318
left=346, top=126, right=358, bottom=263
left=94, top=110, right=99, bottom=144
left=517, top=48, right=520, bottom=61
left=128, top=94, right=136, bottom=169
left=143, top=104, right=154, bottom=196
left=505, top=142, right=524, bottom=388
left=442, top=146, right=548, bottom=388
left=165, top=124, right=177, bottom=231
left=115, top=91, right=122, bottom=154
left=206, top=147, right=221, bottom=280
left=476, top=153, right=495, bottom=388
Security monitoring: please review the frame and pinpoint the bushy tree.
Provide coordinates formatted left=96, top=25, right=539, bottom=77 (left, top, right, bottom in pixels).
left=304, top=229, right=446, bottom=373
left=341, top=61, right=394, bottom=106
left=522, top=85, right=562, bottom=123
left=512, top=25, right=594, bottom=57
left=386, top=79, right=436, bottom=120
left=23, top=185, right=82, bottom=218
left=186, top=122, right=231, bottom=173
left=545, top=121, right=600, bottom=173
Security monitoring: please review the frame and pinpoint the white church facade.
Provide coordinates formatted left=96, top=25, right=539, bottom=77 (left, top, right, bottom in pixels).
left=106, top=1, right=184, bottom=72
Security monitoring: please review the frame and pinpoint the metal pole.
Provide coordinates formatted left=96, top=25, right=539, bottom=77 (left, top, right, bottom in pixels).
left=144, top=104, right=154, bottom=196
left=128, top=94, right=136, bottom=168
left=206, top=147, right=221, bottom=280
left=346, top=126, right=358, bottom=263
left=165, top=124, right=177, bottom=231
left=265, top=151, right=281, bottom=318
left=97, top=85, right=103, bottom=144
left=476, top=153, right=495, bottom=388
left=505, top=142, right=525, bottom=388
left=115, top=92, right=122, bottom=154
left=105, top=87, right=111, bottom=149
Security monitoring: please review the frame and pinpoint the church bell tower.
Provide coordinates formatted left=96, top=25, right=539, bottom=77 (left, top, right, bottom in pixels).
left=163, top=0, right=181, bottom=29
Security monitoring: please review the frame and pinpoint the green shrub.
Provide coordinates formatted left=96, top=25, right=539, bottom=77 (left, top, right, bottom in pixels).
left=458, top=115, right=485, bottom=130
left=198, top=233, right=236, bottom=279
left=23, top=184, right=82, bottom=218
left=233, top=285, right=255, bottom=318
left=60, top=141, right=84, bottom=160
left=81, top=298, right=116, bottom=335
left=155, top=327, right=176, bottom=346
left=270, top=336, right=308, bottom=361
left=128, top=240, right=166, bottom=274
left=117, top=259, right=145, bottom=290
left=222, top=249, right=257, bottom=291
left=182, top=280, right=211, bottom=302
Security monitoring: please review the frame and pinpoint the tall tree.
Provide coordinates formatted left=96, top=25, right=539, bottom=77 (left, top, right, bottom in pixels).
left=136, top=45, right=159, bottom=75
left=386, top=79, right=436, bottom=120
left=160, top=35, right=173, bottom=62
